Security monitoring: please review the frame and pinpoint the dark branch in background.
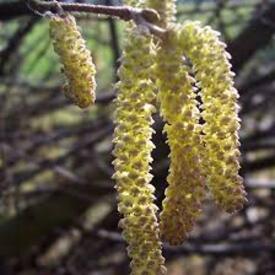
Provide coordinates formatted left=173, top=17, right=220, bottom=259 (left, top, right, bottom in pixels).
left=0, top=1, right=30, bottom=21
left=0, top=122, right=114, bottom=190
left=105, top=0, right=121, bottom=81
left=89, top=229, right=275, bottom=256
left=0, top=17, right=39, bottom=75
left=243, top=154, right=275, bottom=173
left=228, top=2, right=275, bottom=72
left=165, top=243, right=275, bottom=257
left=239, top=69, right=275, bottom=96
left=0, top=185, right=114, bottom=259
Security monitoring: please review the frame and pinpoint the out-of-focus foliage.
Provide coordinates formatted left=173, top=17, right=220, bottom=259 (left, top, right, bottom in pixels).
left=0, top=0, right=275, bottom=274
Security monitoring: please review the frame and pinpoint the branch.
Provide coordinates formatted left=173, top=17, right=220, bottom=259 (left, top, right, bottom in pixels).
left=91, top=229, right=275, bottom=256
left=165, top=242, right=275, bottom=257
left=0, top=17, right=39, bottom=75
left=0, top=123, right=114, bottom=191
left=243, top=154, right=275, bottom=172
left=25, top=0, right=166, bottom=38
left=228, top=2, right=275, bottom=72
left=0, top=186, right=114, bottom=259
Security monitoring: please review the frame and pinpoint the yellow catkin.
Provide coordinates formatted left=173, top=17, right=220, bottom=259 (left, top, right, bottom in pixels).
left=112, top=25, right=166, bottom=275
left=49, top=14, right=96, bottom=108
left=156, top=28, right=205, bottom=245
left=179, top=21, right=247, bottom=213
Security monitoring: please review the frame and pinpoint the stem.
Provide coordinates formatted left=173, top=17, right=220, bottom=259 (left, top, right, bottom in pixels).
left=25, top=0, right=167, bottom=38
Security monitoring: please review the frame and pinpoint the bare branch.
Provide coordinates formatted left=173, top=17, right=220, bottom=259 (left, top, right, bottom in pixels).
left=25, top=0, right=166, bottom=38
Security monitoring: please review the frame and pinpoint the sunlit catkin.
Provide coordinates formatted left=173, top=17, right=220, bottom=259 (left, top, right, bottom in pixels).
left=179, top=22, right=246, bottom=213
left=112, top=26, right=166, bottom=275
left=49, top=14, right=96, bottom=108
left=155, top=28, right=205, bottom=245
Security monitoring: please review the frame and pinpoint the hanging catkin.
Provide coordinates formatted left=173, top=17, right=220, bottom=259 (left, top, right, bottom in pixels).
left=49, top=14, right=96, bottom=108
left=155, top=27, right=205, bottom=245
left=145, top=0, right=205, bottom=245
left=112, top=25, right=166, bottom=275
left=179, top=21, right=246, bottom=213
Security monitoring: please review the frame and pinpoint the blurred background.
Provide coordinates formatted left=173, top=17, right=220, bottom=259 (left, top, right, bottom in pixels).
left=1, top=0, right=275, bottom=274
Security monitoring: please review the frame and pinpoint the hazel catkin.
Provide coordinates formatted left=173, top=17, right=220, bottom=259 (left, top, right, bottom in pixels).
left=156, top=28, right=205, bottom=245
left=49, top=14, right=96, bottom=108
left=112, top=25, right=166, bottom=275
left=178, top=21, right=247, bottom=213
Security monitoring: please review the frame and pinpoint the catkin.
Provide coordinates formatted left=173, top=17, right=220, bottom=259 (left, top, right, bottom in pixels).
left=178, top=21, right=246, bottom=213
left=49, top=14, right=96, bottom=108
left=155, top=27, right=205, bottom=245
left=112, top=25, right=166, bottom=275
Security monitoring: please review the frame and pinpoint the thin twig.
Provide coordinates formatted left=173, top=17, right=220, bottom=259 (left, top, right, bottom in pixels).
left=25, top=0, right=166, bottom=38
left=90, top=229, right=275, bottom=256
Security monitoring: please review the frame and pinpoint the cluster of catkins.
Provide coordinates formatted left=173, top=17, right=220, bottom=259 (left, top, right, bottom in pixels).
left=48, top=0, right=247, bottom=274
